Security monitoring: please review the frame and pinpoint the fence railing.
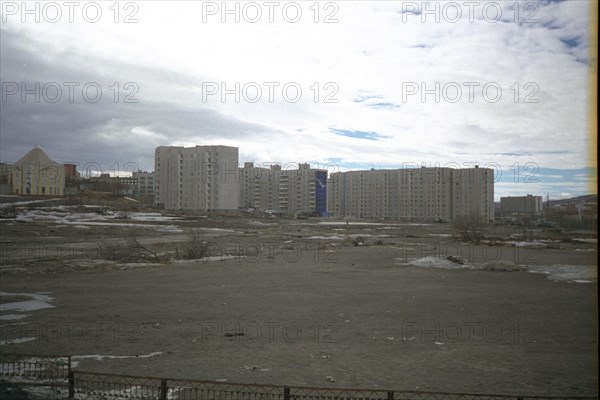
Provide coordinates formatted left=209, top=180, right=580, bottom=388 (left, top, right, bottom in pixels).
left=0, top=353, right=70, bottom=385
left=1, top=354, right=598, bottom=400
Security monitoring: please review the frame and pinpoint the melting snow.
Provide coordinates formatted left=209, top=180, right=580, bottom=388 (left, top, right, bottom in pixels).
left=527, top=265, right=597, bottom=283
left=72, top=352, right=162, bottom=361
left=0, top=337, right=36, bottom=345
left=0, top=292, right=55, bottom=312
left=0, top=314, right=27, bottom=321
left=397, top=259, right=596, bottom=284
left=397, top=256, right=468, bottom=269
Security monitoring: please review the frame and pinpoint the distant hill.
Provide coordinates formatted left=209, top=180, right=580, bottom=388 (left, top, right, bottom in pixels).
left=548, top=194, right=597, bottom=206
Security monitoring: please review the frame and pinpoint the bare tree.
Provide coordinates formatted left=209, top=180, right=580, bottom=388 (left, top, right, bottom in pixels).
left=175, top=228, right=208, bottom=260
left=453, top=212, right=487, bottom=243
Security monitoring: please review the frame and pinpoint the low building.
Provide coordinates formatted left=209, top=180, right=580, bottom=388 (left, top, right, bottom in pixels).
left=500, top=195, right=543, bottom=216
left=11, top=146, right=65, bottom=196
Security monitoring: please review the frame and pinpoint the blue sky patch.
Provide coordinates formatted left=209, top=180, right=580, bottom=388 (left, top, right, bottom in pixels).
left=330, top=129, right=390, bottom=141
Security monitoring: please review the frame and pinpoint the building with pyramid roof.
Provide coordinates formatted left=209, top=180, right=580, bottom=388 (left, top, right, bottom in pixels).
left=12, top=146, right=66, bottom=196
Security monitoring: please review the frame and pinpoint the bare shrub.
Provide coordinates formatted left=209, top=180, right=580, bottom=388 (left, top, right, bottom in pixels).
left=453, top=212, right=487, bottom=243
left=96, top=239, right=161, bottom=263
left=175, top=228, right=208, bottom=260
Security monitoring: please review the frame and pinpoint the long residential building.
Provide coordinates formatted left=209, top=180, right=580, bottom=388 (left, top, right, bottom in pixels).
left=154, top=145, right=239, bottom=211
left=500, top=194, right=543, bottom=216
left=327, top=166, right=494, bottom=222
left=239, top=162, right=327, bottom=216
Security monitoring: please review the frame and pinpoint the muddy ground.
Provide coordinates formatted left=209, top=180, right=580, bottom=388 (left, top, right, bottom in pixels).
left=0, top=197, right=597, bottom=396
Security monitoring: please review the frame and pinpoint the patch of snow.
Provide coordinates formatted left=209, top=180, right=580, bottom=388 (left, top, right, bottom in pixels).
left=199, top=228, right=236, bottom=232
left=129, top=212, right=180, bottom=221
left=0, top=292, right=54, bottom=312
left=397, top=256, right=468, bottom=269
left=572, top=238, right=597, bottom=244
left=318, top=221, right=386, bottom=226
left=0, top=337, right=36, bottom=345
left=156, top=225, right=184, bottom=233
left=511, top=241, right=547, bottom=247
left=171, top=255, right=240, bottom=264
left=72, top=352, right=162, bottom=361
left=0, top=314, right=27, bottom=321
left=0, top=198, right=62, bottom=208
left=528, top=265, right=597, bottom=283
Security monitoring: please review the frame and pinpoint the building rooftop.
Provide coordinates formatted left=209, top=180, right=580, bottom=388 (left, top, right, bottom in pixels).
left=15, top=146, right=56, bottom=166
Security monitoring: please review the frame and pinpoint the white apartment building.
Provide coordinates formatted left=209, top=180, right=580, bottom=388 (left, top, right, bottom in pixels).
left=154, top=145, right=239, bottom=211
left=239, top=162, right=328, bottom=216
left=327, top=166, right=494, bottom=222
left=132, top=171, right=155, bottom=201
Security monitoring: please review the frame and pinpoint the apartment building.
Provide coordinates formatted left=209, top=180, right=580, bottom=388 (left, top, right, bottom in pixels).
left=154, top=145, right=239, bottom=211
left=327, top=166, right=494, bottom=222
left=132, top=171, right=155, bottom=202
left=500, top=194, right=543, bottom=216
left=239, top=162, right=327, bottom=216
left=239, top=162, right=272, bottom=210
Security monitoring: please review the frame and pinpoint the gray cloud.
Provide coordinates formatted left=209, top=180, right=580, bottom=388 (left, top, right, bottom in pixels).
left=0, top=26, right=281, bottom=170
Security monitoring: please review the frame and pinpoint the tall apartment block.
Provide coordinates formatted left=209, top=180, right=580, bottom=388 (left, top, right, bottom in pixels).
left=327, top=166, right=494, bottom=222
left=154, top=145, right=239, bottom=211
left=239, top=162, right=327, bottom=216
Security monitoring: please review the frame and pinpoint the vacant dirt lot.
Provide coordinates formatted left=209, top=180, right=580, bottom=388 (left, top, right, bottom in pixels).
left=0, top=198, right=597, bottom=396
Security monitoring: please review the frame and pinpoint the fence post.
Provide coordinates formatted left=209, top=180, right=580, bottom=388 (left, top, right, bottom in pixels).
left=68, top=371, right=74, bottom=400
left=160, top=379, right=168, bottom=400
left=284, top=386, right=291, bottom=400
left=387, top=391, right=394, bottom=400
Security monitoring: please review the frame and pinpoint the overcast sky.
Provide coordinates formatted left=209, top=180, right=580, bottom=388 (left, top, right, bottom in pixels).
left=0, top=0, right=596, bottom=199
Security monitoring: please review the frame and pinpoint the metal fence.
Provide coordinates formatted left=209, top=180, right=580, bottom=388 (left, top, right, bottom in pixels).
left=0, top=353, right=70, bottom=385
left=1, top=354, right=597, bottom=400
